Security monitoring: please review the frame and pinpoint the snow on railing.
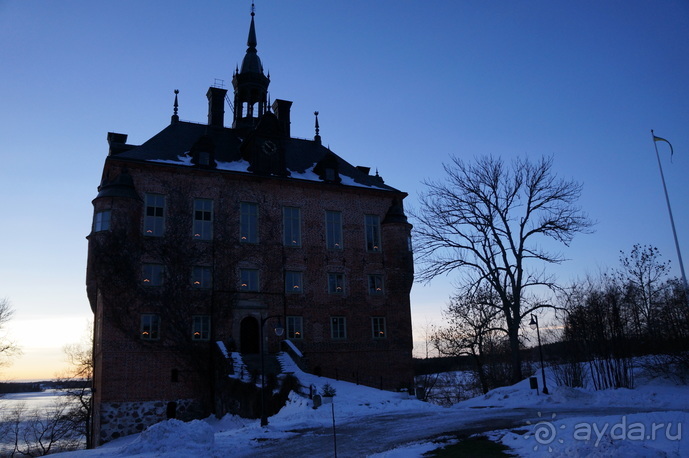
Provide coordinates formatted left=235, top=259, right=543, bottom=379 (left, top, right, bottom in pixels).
left=216, top=341, right=229, bottom=359
left=282, top=339, right=303, bottom=358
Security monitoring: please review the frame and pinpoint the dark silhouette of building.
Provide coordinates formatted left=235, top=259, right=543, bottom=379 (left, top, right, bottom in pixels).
left=86, top=8, right=414, bottom=446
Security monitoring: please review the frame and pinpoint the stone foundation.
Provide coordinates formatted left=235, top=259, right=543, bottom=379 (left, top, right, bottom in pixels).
left=99, top=398, right=202, bottom=444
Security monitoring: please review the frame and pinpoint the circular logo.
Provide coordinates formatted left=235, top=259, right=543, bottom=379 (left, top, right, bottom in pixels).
left=524, top=412, right=566, bottom=452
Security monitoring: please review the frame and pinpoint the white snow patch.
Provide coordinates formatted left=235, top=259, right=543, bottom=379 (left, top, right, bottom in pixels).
left=120, top=419, right=214, bottom=457
left=216, top=159, right=250, bottom=172
left=149, top=154, right=193, bottom=166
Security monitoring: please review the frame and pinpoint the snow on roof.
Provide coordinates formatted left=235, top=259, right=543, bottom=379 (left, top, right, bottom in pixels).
left=148, top=156, right=389, bottom=190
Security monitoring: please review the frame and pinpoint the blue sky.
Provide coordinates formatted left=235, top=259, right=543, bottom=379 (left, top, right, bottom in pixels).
left=0, top=1, right=687, bottom=380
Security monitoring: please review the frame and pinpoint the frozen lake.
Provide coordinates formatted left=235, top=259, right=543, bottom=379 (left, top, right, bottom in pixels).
left=1, top=389, right=69, bottom=411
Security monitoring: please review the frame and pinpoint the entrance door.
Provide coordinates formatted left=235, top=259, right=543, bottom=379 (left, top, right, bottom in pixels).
left=240, top=316, right=260, bottom=354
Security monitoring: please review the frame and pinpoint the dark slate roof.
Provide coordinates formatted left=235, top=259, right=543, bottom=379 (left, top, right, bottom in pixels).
left=110, top=121, right=401, bottom=192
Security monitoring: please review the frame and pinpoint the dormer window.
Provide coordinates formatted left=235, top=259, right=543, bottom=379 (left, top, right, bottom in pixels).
left=314, top=153, right=341, bottom=184
left=190, top=135, right=215, bottom=168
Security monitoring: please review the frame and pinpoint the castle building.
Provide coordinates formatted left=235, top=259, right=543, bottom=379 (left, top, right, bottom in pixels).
left=86, top=8, right=414, bottom=446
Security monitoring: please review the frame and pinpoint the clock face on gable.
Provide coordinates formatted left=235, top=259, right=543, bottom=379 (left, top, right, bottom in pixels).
left=261, top=140, right=277, bottom=155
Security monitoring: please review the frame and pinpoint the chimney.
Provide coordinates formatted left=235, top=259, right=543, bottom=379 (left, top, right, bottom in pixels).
left=207, top=86, right=228, bottom=128
left=272, top=99, right=292, bottom=137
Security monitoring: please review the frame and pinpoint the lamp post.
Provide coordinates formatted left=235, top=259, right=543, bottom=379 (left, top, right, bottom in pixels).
left=260, top=314, right=284, bottom=427
left=529, top=314, right=548, bottom=395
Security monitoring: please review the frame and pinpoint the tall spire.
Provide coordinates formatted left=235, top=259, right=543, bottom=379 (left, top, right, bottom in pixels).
left=232, top=1, right=270, bottom=129
left=314, top=111, right=321, bottom=145
left=247, top=1, right=257, bottom=49
left=171, top=89, right=179, bottom=124
left=240, top=1, right=262, bottom=74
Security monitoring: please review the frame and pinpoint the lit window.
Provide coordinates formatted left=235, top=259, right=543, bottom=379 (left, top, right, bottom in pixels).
left=283, top=207, right=301, bottom=247
left=368, top=275, right=384, bottom=295
left=192, top=315, right=211, bottom=341
left=93, top=209, right=111, bottom=232
left=372, top=317, right=386, bottom=339
left=325, top=211, right=343, bottom=250
left=193, top=199, right=213, bottom=240
left=365, top=214, right=381, bottom=252
left=144, top=193, right=165, bottom=236
left=142, top=263, right=164, bottom=286
left=192, top=266, right=212, bottom=289
left=141, top=314, right=160, bottom=340
left=240, top=202, right=258, bottom=243
left=240, top=268, right=259, bottom=292
left=287, top=316, right=303, bottom=339
left=331, top=317, right=346, bottom=340
left=285, top=271, right=303, bottom=294
left=328, top=273, right=344, bottom=294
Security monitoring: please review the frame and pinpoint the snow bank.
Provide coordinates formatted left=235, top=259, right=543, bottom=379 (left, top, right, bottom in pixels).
left=120, top=419, right=214, bottom=457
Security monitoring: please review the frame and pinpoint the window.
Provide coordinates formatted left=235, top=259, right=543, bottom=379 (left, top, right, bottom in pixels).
left=240, top=268, right=259, bottom=291
left=368, top=275, right=384, bottom=295
left=193, top=199, right=213, bottom=240
left=331, top=317, right=347, bottom=340
left=192, top=266, right=212, bottom=289
left=141, top=314, right=160, bottom=340
left=142, top=263, right=164, bottom=286
left=144, top=193, right=165, bottom=236
left=365, top=214, right=381, bottom=252
left=325, top=211, right=343, bottom=250
left=285, top=271, right=303, bottom=294
left=93, top=210, right=111, bottom=232
left=287, top=316, right=303, bottom=339
left=372, top=317, right=386, bottom=339
left=328, top=273, right=344, bottom=294
left=192, top=315, right=211, bottom=341
left=240, top=202, right=258, bottom=243
left=283, top=207, right=301, bottom=247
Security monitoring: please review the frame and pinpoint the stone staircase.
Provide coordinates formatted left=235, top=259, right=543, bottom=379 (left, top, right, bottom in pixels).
left=240, top=353, right=282, bottom=378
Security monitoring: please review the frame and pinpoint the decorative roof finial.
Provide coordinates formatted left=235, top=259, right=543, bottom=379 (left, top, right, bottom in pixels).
left=251, top=0, right=255, bottom=17
left=171, top=89, right=179, bottom=124
left=314, top=111, right=321, bottom=144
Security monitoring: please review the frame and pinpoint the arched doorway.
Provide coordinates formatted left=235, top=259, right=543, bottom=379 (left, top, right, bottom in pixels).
left=240, top=316, right=260, bottom=354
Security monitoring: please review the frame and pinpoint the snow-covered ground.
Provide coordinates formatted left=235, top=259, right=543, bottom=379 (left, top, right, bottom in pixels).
left=52, top=354, right=689, bottom=457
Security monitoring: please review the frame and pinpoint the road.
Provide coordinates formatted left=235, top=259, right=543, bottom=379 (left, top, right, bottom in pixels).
left=246, top=405, right=673, bottom=457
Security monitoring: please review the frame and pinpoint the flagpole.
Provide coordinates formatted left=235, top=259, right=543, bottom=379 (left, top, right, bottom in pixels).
left=651, top=130, right=688, bottom=294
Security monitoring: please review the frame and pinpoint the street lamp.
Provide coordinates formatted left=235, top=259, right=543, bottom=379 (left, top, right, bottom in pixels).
left=260, top=314, right=284, bottom=427
left=529, top=314, right=549, bottom=395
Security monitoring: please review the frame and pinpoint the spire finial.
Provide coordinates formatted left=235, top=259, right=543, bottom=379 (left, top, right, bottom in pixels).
left=171, top=89, right=179, bottom=123
left=251, top=0, right=255, bottom=17
left=314, top=111, right=322, bottom=144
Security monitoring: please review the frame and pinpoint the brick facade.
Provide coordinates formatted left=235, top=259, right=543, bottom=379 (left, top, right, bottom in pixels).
left=86, top=9, right=414, bottom=447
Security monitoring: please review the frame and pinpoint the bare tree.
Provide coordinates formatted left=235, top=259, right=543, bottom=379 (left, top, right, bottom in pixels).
left=413, top=155, right=593, bottom=383
left=1, top=397, right=83, bottom=456
left=433, top=286, right=508, bottom=393
left=60, top=324, right=94, bottom=448
left=0, top=297, right=21, bottom=368
left=616, top=244, right=671, bottom=340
